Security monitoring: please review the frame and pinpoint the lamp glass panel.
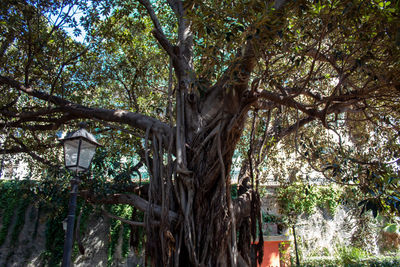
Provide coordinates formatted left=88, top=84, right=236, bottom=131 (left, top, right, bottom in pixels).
left=64, top=139, right=80, bottom=168
left=77, top=141, right=97, bottom=170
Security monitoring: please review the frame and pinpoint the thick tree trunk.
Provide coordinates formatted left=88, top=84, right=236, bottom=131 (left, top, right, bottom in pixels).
left=189, top=113, right=247, bottom=266
left=141, top=77, right=268, bottom=266
left=138, top=70, right=258, bottom=265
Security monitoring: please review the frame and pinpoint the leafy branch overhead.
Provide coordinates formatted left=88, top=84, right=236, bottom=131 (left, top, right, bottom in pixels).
left=1, top=0, right=399, bottom=266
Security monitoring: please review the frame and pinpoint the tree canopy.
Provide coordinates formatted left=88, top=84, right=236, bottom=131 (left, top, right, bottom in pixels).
left=1, top=0, right=400, bottom=266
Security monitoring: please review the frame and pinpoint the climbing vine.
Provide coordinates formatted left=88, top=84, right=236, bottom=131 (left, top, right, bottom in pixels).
left=0, top=178, right=146, bottom=266
left=0, top=182, right=19, bottom=246
left=10, top=195, right=31, bottom=244
left=276, top=182, right=343, bottom=223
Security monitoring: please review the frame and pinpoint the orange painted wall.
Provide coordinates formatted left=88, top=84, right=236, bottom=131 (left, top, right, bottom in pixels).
left=258, top=241, right=291, bottom=267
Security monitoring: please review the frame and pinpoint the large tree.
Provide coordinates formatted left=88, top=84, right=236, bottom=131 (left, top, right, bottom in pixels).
left=1, top=0, right=399, bottom=266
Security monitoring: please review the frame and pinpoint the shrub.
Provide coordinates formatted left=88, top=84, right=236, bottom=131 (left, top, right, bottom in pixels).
left=335, top=246, right=370, bottom=265
left=300, top=255, right=400, bottom=267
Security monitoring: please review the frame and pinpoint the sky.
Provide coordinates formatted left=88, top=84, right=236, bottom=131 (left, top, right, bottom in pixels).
left=48, top=4, right=87, bottom=43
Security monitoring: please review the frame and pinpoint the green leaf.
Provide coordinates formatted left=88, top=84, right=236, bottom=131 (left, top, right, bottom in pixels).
left=384, top=223, right=398, bottom=233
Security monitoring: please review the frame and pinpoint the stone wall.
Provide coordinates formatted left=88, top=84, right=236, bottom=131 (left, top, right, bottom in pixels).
left=0, top=205, right=46, bottom=267
left=260, top=185, right=399, bottom=258
left=294, top=205, right=380, bottom=257
left=0, top=188, right=398, bottom=266
left=0, top=205, right=143, bottom=267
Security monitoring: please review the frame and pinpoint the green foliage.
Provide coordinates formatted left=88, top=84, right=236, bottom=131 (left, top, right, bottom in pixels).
left=384, top=223, right=400, bottom=233
left=121, top=224, right=131, bottom=258
left=276, top=182, right=342, bottom=223
left=354, top=163, right=400, bottom=218
left=298, top=257, right=338, bottom=267
left=262, top=212, right=280, bottom=223
left=108, top=219, right=121, bottom=265
left=300, top=254, right=400, bottom=267
left=10, top=194, right=31, bottom=245
left=78, top=202, right=94, bottom=238
left=0, top=182, right=19, bottom=246
left=87, top=147, right=146, bottom=196
left=231, top=183, right=238, bottom=199
left=0, top=0, right=399, bottom=264
left=32, top=203, right=42, bottom=240
left=0, top=179, right=68, bottom=266
left=42, top=214, right=67, bottom=267
left=40, top=179, right=69, bottom=266
left=0, top=180, right=32, bottom=246
left=0, top=178, right=141, bottom=265
left=335, top=246, right=370, bottom=266
left=318, top=186, right=341, bottom=215
left=0, top=193, right=18, bottom=246
left=107, top=204, right=134, bottom=266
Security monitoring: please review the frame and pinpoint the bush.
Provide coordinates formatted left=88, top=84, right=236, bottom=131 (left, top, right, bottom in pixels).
left=300, top=256, right=337, bottom=267
left=335, top=246, right=370, bottom=265
left=300, top=255, right=400, bottom=267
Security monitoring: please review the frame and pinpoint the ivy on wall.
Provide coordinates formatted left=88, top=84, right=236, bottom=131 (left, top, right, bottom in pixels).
left=0, top=181, right=32, bottom=247
left=276, top=182, right=343, bottom=223
left=0, top=179, right=144, bottom=266
left=107, top=204, right=135, bottom=266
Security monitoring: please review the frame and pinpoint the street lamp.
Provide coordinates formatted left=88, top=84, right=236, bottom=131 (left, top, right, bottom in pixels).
left=59, top=124, right=100, bottom=267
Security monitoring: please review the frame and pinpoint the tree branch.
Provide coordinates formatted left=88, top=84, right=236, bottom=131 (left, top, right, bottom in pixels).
left=138, top=0, right=175, bottom=58
left=166, top=0, right=180, bottom=16
left=233, top=189, right=252, bottom=220
left=101, top=206, right=151, bottom=226
left=0, top=113, right=76, bottom=131
left=0, top=107, right=64, bottom=119
left=151, top=28, right=175, bottom=57
left=83, top=192, right=179, bottom=224
left=0, top=75, right=173, bottom=138
left=276, top=116, right=315, bottom=139
left=7, top=136, right=57, bottom=167
left=258, top=90, right=323, bottom=119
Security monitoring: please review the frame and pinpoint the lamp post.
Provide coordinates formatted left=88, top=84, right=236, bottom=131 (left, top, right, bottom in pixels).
left=59, top=124, right=100, bottom=267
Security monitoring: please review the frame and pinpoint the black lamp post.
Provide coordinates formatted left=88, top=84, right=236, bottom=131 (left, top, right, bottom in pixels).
left=59, top=124, right=100, bottom=267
